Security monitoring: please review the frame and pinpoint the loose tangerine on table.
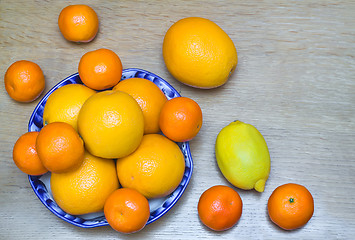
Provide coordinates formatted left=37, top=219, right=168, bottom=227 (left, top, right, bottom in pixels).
left=267, top=183, right=314, bottom=230
left=58, top=4, right=99, bottom=43
left=4, top=60, right=45, bottom=103
left=198, top=185, right=243, bottom=231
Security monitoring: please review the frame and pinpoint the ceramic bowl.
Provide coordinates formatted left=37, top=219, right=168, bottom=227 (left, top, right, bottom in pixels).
left=28, top=68, right=193, bottom=228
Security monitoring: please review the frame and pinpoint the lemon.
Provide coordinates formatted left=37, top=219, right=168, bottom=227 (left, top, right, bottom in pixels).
left=43, top=84, right=96, bottom=131
left=215, top=121, right=270, bottom=192
left=163, top=17, right=238, bottom=89
left=50, top=151, right=119, bottom=215
left=116, top=134, right=185, bottom=199
left=77, top=90, right=144, bottom=159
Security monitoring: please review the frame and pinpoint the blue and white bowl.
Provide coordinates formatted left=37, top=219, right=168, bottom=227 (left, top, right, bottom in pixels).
left=28, top=68, right=193, bottom=228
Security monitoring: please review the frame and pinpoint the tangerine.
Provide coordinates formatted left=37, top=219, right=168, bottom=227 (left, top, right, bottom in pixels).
left=198, top=185, right=243, bottom=231
left=36, top=122, right=84, bottom=173
left=58, top=4, right=99, bottom=43
left=4, top=60, right=45, bottom=102
left=12, top=132, right=48, bottom=176
left=159, top=97, right=202, bottom=142
left=104, top=188, right=150, bottom=234
left=78, top=48, right=123, bottom=90
left=267, top=183, right=314, bottom=230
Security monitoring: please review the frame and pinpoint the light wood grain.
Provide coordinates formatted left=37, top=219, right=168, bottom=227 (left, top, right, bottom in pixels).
left=1, top=0, right=355, bottom=239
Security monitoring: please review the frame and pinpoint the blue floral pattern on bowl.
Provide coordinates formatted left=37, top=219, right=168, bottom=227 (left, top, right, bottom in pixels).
left=28, top=68, right=193, bottom=228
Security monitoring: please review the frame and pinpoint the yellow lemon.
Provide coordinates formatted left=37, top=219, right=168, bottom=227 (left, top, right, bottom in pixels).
left=215, top=121, right=270, bottom=192
left=163, top=17, right=238, bottom=89
left=77, top=90, right=144, bottom=159
left=43, top=84, right=96, bottom=131
left=113, top=78, right=167, bottom=134
left=50, top=151, right=119, bottom=215
left=116, top=134, right=185, bottom=199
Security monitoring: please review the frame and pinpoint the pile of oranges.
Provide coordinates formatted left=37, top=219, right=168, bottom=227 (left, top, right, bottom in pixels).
left=7, top=5, right=203, bottom=233
left=10, top=45, right=203, bottom=233
left=5, top=4, right=314, bottom=235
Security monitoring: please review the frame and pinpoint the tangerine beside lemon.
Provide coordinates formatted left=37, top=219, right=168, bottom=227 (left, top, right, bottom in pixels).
left=78, top=48, right=123, bottom=90
left=77, top=90, right=144, bottom=159
left=159, top=96, right=202, bottom=142
left=4, top=60, right=45, bottom=102
left=36, top=122, right=84, bottom=173
left=51, top=151, right=119, bottom=215
left=113, top=78, right=168, bottom=134
left=163, top=17, right=238, bottom=89
left=104, top=188, right=150, bottom=234
left=12, top=132, right=48, bottom=176
left=267, top=183, right=314, bottom=230
left=58, top=4, right=99, bottom=43
left=42, top=84, right=96, bottom=131
left=116, top=134, right=185, bottom=199
left=198, top=185, right=243, bottom=231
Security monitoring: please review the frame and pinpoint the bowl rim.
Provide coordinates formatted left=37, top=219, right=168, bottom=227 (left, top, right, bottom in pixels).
left=27, top=68, right=193, bottom=228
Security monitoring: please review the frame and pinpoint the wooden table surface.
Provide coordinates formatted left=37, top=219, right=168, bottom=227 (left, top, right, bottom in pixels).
left=1, top=0, right=354, bottom=239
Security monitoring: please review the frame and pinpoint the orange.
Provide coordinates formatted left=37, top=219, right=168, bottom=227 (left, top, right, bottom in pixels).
left=4, top=60, right=45, bottom=102
left=113, top=78, right=168, bottom=134
left=58, top=4, right=99, bottom=43
left=198, top=185, right=243, bottom=231
left=12, top=132, right=48, bottom=176
left=267, top=183, right=314, bottom=230
left=36, top=122, right=84, bottom=173
left=78, top=48, right=123, bottom=90
left=163, top=17, right=238, bottom=89
left=43, top=84, right=96, bottom=131
left=51, top=151, right=119, bottom=215
left=77, top=90, right=144, bottom=159
left=159, top=96, right=202, bottom=142
left=116, top=134, right=185, bottom=199
left=104, top=188, right=150, bottom=234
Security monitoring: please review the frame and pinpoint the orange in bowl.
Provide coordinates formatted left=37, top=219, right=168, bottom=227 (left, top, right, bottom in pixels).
left=113, top=78, right=168, bottom=134
left=51, top=151, right=119, bottom=215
